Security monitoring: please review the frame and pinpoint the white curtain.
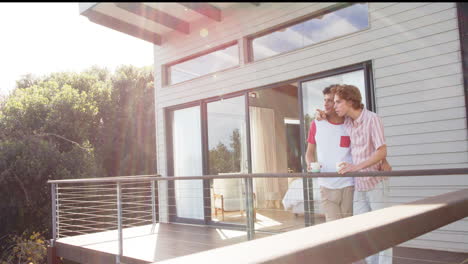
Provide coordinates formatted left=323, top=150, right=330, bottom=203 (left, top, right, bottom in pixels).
left=173, top=107, right=204, bottom=220
left=249, top=106, right=282, bottom=209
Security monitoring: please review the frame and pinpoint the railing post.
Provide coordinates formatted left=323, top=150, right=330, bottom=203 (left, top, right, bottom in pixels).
left=48, top=183, right=59, bottom=264
left=244, top=177, right=255, bottom=240
left=51, top=183, right=58, bottom=243
left=151, top=180, right=157, bottom=229
left=116, top=182, right=123, bottom=264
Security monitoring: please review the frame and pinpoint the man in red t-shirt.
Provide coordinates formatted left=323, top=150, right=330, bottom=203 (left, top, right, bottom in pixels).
left=306, top=85, right=354, bottom=222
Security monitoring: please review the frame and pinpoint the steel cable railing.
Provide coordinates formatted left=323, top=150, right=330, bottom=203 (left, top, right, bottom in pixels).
left=48, top=168, right=468, bottom=264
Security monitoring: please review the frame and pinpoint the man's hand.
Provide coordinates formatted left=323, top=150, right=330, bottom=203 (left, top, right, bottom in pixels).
left=381, top=159, right=392, bottom=171
left=315, top=109, right=326, bottom=121
left=338, top=162, right=361, bottom=174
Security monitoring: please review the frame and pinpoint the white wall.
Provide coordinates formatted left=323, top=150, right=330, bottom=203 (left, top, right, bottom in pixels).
left=153, top=2, right=468, bottom=252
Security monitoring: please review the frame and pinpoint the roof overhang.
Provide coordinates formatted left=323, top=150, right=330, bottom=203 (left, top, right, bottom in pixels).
left=79, top=2, right=258, bottom=46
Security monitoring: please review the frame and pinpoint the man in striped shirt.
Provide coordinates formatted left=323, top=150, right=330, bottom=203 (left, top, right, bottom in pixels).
left=332, top=84, right=392, bottom=264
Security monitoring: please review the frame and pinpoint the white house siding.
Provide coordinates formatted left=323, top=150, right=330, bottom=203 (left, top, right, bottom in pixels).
left=153, top=3, right=468, bottom=252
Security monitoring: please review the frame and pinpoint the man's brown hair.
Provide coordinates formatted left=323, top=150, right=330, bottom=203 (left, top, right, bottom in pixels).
left=322, top=84, right=340, bottom=95
left=331, top=84, right=364, bottom=110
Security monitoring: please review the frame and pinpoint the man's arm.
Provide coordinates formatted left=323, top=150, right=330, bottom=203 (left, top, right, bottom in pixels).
left=306, top=143, right=316, bottom=171
left=338, top=145, right=387, bottom=174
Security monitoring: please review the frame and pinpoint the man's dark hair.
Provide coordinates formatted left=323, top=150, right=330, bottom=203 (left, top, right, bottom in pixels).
left=323, top=84, right=340, bottom=95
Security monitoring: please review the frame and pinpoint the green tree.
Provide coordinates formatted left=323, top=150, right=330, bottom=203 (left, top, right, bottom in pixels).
left=209, top=129, right=241, bottom=175
left=0, top=65, right=156, bottom=247
left=96, top=65, right=156, bottom=176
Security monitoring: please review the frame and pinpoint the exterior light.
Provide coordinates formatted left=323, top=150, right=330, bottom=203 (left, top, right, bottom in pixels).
left=200, top=28, right=209, bottom=38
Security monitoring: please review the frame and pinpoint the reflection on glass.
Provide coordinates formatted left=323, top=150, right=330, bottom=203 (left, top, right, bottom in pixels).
left=252, top=3, right=369, bottom=61
left=207, top=96, right=247, bottom=223
left=172, top=106, right=204, bottom=220
left=170, top=44, right=239, bottom=85
left=207, top=96, right=247, bottom=175
left=301, top=69, right=366, bottom=217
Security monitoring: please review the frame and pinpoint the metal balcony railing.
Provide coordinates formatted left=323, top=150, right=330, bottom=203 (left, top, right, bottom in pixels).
left=48, top=168, right=468, bottom=264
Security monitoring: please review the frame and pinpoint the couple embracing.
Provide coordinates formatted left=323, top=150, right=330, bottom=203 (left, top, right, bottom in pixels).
left=306, top=84, right=392, bottom=264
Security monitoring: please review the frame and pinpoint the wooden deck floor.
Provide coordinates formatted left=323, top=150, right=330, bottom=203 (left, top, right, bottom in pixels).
left=54, top=209, right=468, bottom=264
left=55, top=209, right=309, bottom=263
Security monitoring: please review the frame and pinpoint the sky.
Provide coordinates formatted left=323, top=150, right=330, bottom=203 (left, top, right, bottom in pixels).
left=0, top=3, right=154, bottom=96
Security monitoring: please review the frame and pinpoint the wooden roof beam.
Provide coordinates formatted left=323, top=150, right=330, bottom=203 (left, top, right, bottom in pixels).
left=179, top=3, right=221, bottom=22
left=82, top=9, right=162, bottom=45
left=116, top=3, right=190, bottom=35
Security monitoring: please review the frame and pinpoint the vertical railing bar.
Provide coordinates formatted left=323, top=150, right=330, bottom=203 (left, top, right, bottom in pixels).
left=244, top=177, right=255, bottom=240
left=151, top=180, right=157, bottom=231
left=116, top=182, right=123, bottom=264
left=51, top=183, right=57, bottom=245
left=249, top=177, right=255, bottom=239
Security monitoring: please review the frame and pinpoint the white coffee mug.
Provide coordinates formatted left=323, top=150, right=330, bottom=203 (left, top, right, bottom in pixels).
left=310, top=162, right=321, bottom=173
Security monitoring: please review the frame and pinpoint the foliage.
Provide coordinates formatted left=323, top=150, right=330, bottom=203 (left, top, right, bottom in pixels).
left=209, top=129, right=241, bottom=174
left=97, top=65, right=156, bottom=176
left=0, top=65, right=156, bottom=249
left=0, top=231, right=47, bottom=264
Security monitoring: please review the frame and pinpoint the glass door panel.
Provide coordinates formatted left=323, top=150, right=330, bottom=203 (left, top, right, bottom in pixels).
left=248, top=84, right=305, bottom=233
left=207, top=96, right=248, bottom=224
left=171, top=106, right=204, bottom=220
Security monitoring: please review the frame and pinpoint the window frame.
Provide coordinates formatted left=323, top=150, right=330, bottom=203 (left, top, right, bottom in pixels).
left=164, top=40, right=241, bottom=87
left=246, top=3, right=370, bottom=63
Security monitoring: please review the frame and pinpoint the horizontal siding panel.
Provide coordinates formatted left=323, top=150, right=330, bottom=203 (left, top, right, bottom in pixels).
left=386, top=129, right=467, bottom=146
left=390, top=175, right=468, bottom=187
left=375, top=62, right=462, bottom=88
left=393, top=163, right=468, bottom=171
left=372, top=30, right=460, bottom=69
left=383, top=107, right=466, bottom=127
left=388, top=152, right=468, bottom=166
left=377, top=85, right=464, bottom=107
left=401, top=239, right=468, bottom=253
left=378, top=96, right=465, bottom=117
left=370, top=3, right=430, bottom=21
left=376, top=73, right=462, bottom=97
left=385, top=119, right=466, bottom=136
left=371, top=5, right=456, bottom=34
left=411, top=230, right=468, bottom=244
left=371, top=3, right=454, bottom=30
left=374, top=51, right=460, bottom=79
left=374, top=40, right=460, bottom=69
left=368, top=3, right=398, bottom=12
left=388, top=141, right=468, bottom=156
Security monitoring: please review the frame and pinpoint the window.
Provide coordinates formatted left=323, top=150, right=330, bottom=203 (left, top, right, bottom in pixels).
left=250, top=3, right=369, bottom=61
left=168, top=43, right=239, bottom=85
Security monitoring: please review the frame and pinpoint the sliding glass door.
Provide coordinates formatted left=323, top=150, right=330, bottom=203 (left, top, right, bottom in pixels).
left=206, top=96, right=248, bottom=224
left=167, top=62, right=373, bottom=227
left=170, top=106, right=204, bottom=221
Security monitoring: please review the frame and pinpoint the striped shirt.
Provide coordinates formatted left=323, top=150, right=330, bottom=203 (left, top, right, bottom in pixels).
left=344, top=109, right=387, bottom=191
